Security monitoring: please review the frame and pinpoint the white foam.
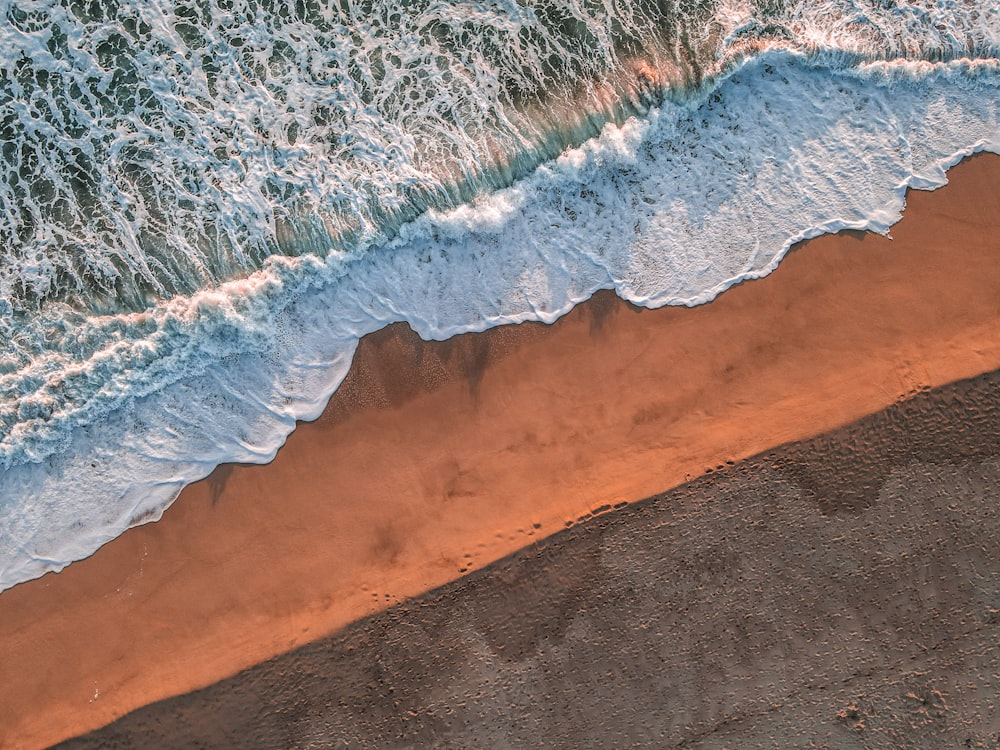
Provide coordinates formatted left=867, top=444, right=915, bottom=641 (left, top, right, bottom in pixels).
left=1, top=50, right=997, bottom=591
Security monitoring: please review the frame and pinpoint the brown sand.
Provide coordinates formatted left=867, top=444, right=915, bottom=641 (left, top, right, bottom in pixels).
left=59, top=368, right=1000, bottom=748
left=1, top=154, right=999, bottom=749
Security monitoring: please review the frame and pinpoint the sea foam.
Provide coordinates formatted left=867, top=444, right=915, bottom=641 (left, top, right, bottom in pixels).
left=2, top=50, right=997, bottom=591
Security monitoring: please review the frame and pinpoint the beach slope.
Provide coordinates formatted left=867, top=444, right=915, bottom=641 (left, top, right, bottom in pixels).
left=2, top=154, right=999, bottom=749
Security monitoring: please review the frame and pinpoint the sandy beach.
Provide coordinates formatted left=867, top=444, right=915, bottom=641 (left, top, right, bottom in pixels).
left=60, top=367, right=1000, bottom=748
left=2, top=153, right=1000, bottom=748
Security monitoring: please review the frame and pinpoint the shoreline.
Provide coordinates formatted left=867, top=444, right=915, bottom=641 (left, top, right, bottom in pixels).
left=2, top=153, right=999, bottom=748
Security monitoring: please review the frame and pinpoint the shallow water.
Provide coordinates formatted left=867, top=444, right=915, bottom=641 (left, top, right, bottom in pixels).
left=1, top=0, right=998, bottom=590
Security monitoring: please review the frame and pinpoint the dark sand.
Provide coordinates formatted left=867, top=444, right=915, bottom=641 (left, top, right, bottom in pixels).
left=1, top=154, right=999, bottom=749
left=59, top=368, right=1000, bottom=748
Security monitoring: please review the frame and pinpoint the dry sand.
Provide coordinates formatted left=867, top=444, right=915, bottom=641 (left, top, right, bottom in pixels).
left=1, top=153, right=999, bottom=749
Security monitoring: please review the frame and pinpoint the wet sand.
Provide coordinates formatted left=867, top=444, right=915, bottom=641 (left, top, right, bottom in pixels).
left=2, top=153, right=999, bottom=748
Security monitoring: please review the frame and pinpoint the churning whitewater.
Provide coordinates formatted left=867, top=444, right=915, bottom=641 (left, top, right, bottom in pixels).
left=1, top=0, right=998, bottom=590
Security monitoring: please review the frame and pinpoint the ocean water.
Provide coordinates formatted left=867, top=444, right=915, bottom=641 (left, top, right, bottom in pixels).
left=0, top=0, right=998, bottom=591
